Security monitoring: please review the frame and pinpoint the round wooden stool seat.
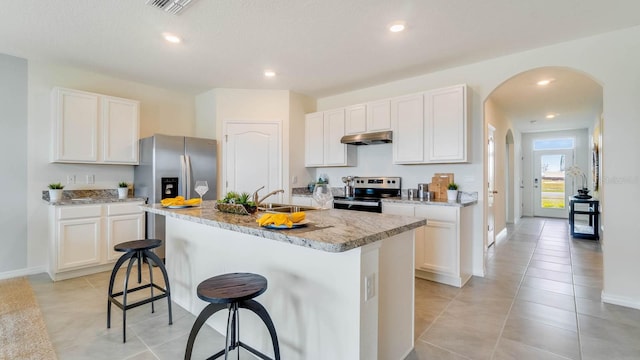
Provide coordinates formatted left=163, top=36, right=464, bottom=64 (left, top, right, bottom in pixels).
left=185, top=272, right=280, bottom=360
left=114, top=239, right=161, bottom=252
left=197, top=273, right=267, bottom=304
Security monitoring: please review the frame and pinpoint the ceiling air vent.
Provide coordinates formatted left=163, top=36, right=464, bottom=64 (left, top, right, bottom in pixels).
left=146, top=0, right=195, bottom=15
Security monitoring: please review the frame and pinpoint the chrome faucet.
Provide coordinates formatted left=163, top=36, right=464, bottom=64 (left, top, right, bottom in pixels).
left=253, top=187, right=285, bottom=206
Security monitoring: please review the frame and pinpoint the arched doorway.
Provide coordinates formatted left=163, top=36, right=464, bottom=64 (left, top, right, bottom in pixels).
left=483, top=66, right=603, bottom=248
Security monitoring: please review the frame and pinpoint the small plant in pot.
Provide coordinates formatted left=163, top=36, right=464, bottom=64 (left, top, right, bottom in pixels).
left=216, top=191, right=257, bottom=215
left=118, top=182, right=129, bottom=199
left=48, top=182, right=64, bottom=202
left=446, top=182, right=459, bottom=202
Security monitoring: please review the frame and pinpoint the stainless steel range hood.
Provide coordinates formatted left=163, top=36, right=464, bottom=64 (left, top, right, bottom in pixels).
left=340, top=131, right=392, bottom=145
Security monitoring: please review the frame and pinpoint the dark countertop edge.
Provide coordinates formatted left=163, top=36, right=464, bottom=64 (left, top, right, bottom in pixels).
left=143, top=206, right=426, bottom=253
left=45, top=197, right=147, bottom=206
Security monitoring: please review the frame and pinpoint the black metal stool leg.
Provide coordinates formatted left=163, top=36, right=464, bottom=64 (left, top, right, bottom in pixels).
left=107, top=250, right=136, bottom=329
left=239, top=299, right=281, bottom=360
left=145, top=249, right=173, bottom=325
left=137, top=250, right=143, bottom=284
left=144, top=251, right=156, bottom=313
left=121, top=253, right=138, bottom=343
left=184, top=303, right=227, bottom=360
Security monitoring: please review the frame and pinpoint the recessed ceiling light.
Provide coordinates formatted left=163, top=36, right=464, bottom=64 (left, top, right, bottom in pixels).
left=545, top=113, right=557, bottom=119
left=264, top=70, right=276, bottom=78
left=389, top=22, right=406, bottom=33
left=163, top=33, right=182, bottom=44
left=537, top=79, right=554, bottom=86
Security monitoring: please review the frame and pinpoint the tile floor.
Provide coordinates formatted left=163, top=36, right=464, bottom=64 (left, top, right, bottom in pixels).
left=28, top=217, right=640, bottom=359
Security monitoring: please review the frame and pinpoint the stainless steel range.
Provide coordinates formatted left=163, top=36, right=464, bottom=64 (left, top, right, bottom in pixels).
left=333, top=177, right=401, bottom=213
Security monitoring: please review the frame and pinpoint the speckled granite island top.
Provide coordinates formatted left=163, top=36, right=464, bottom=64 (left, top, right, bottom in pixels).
left=143, top=201, right=426, bottom=253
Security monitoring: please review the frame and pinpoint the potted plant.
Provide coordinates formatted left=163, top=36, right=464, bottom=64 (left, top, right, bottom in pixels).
left=48, top=182, right=64, bottom=202
left=216, top=191, right=257, bottom=215
left=118, top=182, right=129, bottom=199
left=447, top=182, right=459, bottom=202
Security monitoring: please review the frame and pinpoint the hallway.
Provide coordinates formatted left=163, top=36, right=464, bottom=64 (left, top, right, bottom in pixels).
left=410, top=217, right=640, bottom=359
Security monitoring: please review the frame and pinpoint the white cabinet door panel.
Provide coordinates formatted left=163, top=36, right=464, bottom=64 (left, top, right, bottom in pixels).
left=53, top=89, right=99, bottom=162
left=367, top=99, right=391, bottom=132
left=345, top=104, right=367, bottom=135
left=106, top=213, right=144, bottom=261
left=57, top=218, right=101, bottom=270
left=324, top=109, right=347, bottom=165
left=425, top=85, right=467, bottom=162
left=392, top=94, right=424, bottom=163
left=419, top=220, right=457, bottom=275
left=102, top=96, right=139, bottom=164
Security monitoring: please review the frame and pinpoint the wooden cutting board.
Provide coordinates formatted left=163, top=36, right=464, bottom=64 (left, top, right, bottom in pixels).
left=431, top=173, right=454, bottom=200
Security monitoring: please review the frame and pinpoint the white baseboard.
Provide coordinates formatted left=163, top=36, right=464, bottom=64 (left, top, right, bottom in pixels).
left=496, top=228, right=508, bottom=242
left=601, top=291, right=640, bottom=310
left=0, top=266, right=47, bottom=281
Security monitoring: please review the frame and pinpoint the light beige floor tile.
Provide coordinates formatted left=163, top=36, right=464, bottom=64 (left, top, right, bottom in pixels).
left=510, top=299, right=578, bottom=332
left=580, top=334, right=640, bottom=360
left=578, top=313, right=640, bottom=348
left=411, top=339, right=471, bottom=360
left=521, top=276, right=574, bottom=296
left=502, top=316, right=580, bottom=359
left=575, top=297, right=640, bottom=328
left=525, top=267, right=573, bottom=284
left=493, top=337, right=573, bottom=360
left=516, top=286, right=576, bottom=312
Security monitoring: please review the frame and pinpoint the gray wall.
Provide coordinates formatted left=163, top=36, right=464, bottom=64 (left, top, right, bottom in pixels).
left=0, top=54, right=27, bottom=273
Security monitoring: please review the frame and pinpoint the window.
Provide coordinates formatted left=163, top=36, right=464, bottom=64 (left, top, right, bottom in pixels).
left=533, top=138, right=574, bottom=151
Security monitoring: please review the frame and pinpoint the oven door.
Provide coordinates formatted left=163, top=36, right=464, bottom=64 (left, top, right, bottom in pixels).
left=333, top=199, right=382, bottom=213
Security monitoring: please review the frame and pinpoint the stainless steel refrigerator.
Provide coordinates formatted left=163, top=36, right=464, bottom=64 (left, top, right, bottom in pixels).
left=134, top=134, right=217, bottom=258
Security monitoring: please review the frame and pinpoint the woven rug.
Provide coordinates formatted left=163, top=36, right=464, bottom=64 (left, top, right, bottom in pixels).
left=0, top=277, right=57, bottom=360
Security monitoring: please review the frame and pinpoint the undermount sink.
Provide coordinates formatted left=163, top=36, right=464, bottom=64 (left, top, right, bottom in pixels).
left=257, top=203, right=319, bottom=213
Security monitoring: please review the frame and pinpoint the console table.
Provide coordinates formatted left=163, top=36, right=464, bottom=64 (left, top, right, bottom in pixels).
left=568, top=197, right=599, bottom=240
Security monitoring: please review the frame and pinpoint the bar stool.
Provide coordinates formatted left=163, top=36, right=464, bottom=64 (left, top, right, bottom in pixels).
left=184, top=272, right=280, bottom=360
left=107, top=239, right=173, bottom=343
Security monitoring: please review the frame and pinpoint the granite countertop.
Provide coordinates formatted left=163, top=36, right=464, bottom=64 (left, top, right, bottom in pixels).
left=42, top=189, right=146, bottom=205
left=143, top=201, right=426, bottom=253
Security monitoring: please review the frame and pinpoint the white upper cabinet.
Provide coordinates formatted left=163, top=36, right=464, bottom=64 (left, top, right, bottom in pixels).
left=345, top=104, right=367, bottom=135
left=102, top=96, right=140, bottom=164
left=366, top=99, right=391, bottom=132
left=305, top=110, right=356, bottom=167
left=51, top=87, right=140, bottom=165
left=425, top=84, right=468, bottom=163
left=392, top=84, right=468, bottom=164
left=344, top=100, right=391, bottom=135
left=52, top=88, right=100, bottom=162
left=391, top=93, right=425, bottom=164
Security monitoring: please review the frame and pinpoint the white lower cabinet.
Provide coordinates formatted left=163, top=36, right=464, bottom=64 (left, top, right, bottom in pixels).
left=382, top=202, right=472, bottom=287
left=49, top=201, right=145, bottom=281
left=105, top=203, right=145, bottom=261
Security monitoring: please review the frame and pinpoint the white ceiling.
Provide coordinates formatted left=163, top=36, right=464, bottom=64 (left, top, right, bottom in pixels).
left=489, top=67, right=603, bottom=133
left=1, top=0, right=639, bottom=100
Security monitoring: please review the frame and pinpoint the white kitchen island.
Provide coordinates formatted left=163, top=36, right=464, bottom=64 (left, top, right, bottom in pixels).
left=143, top=201, right=425, bottom=360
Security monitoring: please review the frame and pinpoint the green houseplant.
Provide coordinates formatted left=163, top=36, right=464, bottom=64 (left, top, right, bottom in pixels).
left=446, top=182, right=459, bottom=202
left=117, top=182, right=129, bottom=199
left=48, top=182, right=64, bottom=202
left=216, top=191, right=257, bottom=215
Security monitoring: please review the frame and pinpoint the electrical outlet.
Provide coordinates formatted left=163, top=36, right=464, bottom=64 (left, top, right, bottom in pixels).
left=292, top=175, right=298, bottom=184
left=364, top=273, right=376, bottom=301
left=86, top=174, right=95, bottom=184
left=66, top=175, right=75, bottom=184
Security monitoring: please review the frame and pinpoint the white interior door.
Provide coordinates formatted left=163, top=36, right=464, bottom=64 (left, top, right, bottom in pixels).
left=487, top=125, right=496, bottom=248
left=224, top=121, right=282, bottom=201
left=533, top=150, right=573, bottom=218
